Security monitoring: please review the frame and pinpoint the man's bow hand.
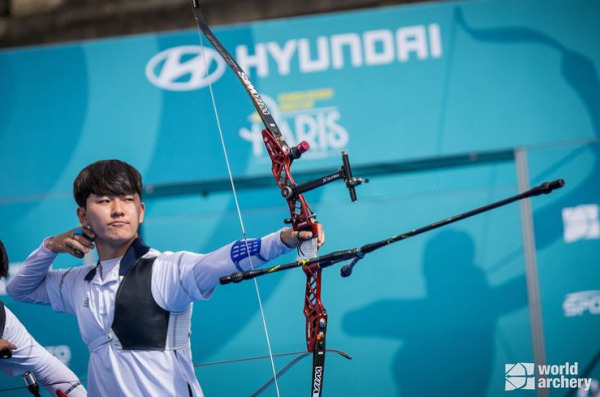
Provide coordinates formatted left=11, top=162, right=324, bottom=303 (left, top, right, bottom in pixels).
left=280, top=223, right=325, bottom=250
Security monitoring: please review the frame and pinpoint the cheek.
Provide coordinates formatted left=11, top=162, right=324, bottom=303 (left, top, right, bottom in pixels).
left=128, top=207, right=144, bottom=223
left=85, top=207, right=109, bottom=224
left=85, top=213, right=102, bottom=226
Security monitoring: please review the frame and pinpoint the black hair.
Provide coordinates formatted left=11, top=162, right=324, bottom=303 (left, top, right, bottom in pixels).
left=73, top=160, right=143, bottom=208
left=0, top=238, right=8, bottom=280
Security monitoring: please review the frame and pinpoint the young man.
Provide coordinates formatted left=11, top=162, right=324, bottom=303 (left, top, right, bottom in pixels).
left=7, top=159, right=324, bottom=396
left=0, top=238, right=87, bottom=396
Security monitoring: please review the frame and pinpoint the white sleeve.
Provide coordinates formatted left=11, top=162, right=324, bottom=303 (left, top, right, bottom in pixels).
left=0, top=308, right=87, bottom=396
left=152, top=229, right=293, bottom=312
left=36, top=354, right=87, bottom=397
left=6, top=240, right=77, bottom=314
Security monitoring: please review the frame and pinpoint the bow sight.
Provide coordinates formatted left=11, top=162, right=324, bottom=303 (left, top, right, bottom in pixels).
left=279, top=149, right=369, bottom=204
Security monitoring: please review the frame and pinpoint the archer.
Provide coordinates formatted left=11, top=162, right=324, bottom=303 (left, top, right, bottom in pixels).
left=7, top=159, right=324, bottom=396
left=0, top=238, right=87, bottom=396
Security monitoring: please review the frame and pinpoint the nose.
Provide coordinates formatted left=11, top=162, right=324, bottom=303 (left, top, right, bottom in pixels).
left=111, top=198, right=125, bottom=217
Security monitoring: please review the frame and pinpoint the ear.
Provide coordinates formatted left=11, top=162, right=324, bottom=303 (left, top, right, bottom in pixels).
left=77, top=207, right=88, bottom=227
left=138, top=202, right=145, bottom=224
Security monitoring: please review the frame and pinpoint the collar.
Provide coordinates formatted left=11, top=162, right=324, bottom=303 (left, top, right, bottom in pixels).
left=84, top=238, right=151, bottom=281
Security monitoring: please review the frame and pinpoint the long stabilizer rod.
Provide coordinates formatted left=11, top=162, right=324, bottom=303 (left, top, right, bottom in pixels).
left=220, top=179, right=564, bottom=284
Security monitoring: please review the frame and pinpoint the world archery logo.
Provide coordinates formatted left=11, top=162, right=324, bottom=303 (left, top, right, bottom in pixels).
left=505, top=363, right=535, bottom=391
left=505, top=361, right=593, bottom=392
left=145, top=45, right=226, bottom=91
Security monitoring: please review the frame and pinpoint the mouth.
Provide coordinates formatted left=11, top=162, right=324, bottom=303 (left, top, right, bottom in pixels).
left=108, top=221, right=129, bottom=227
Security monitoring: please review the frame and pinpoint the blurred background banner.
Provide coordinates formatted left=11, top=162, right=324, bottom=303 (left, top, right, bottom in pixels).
left=0, top=0, right=598, bottom=395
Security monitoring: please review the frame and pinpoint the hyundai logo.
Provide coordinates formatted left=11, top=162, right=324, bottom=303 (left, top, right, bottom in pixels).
left=145, top=45, right=226, bottom=91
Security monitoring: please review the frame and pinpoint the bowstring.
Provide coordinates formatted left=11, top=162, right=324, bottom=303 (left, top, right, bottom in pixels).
left=196, top=34, right=281, bottom=397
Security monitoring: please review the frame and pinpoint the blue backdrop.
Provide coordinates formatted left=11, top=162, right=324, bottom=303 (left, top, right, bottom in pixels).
left=1, top=0, right=598, bottom=395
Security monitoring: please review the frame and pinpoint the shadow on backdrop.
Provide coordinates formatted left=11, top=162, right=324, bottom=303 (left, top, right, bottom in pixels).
left=343, top=229, right=527, bottom=396
left=455, top=6, right=600, bottom=249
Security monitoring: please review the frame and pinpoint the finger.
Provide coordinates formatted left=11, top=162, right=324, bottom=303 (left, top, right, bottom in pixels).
left=73, top=234, right=95, bottom=250
left=318, top=223, right=325, bottom=244
left=68, top=247, right=85, bottom=258
left=65, top=240, right=87, bottom=258
left=317, top=229, right=325, bottom=248
left=297, top=231, right=314, bottom=242
left=74, top=228, right=95, bottom=244
left=0, top=340, right=17, bottom=350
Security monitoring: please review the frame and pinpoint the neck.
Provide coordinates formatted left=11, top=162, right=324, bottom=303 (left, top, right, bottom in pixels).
left=96, top=237, right=137, bottom=261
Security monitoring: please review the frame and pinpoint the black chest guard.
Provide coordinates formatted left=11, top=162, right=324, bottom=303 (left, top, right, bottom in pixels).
left=112, top=257, right=171, bottom=350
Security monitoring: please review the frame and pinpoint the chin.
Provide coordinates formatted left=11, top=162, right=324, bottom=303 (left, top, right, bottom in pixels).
left=105, top=233, right=137, bottom=244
